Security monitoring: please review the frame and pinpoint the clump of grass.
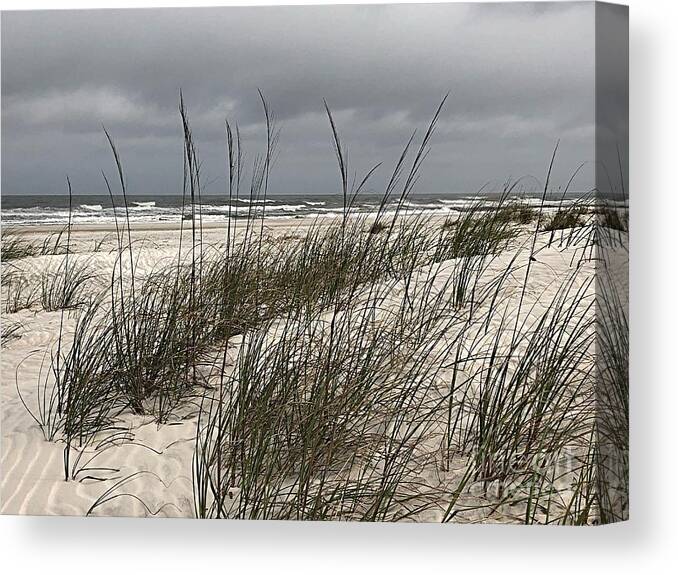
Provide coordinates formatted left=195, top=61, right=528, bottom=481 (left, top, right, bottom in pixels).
left=435, top=200, right=517, bottom=261
left=368, top=220, right=389, bottom=234
left=1, top=227, right=70, bottom=261
left=107, top=267, right=210, bottom=420
left=542, top=206, right=587, bottom=231
left=40, top=258, right=98, bottom=311
left=3, top=272, right=37, bottom=314
left=495, top=202, right=537, bottom=225
left=17, top=302, right=128, bottom=467
left=39, top=227, right=70, bottom=256
left=1, top=229, right=38, bottom=261
left=432, top=197, right=518, bottom=308
left=193, top=263, right=463, bottom=520
left=597, top=207, right=628, bottom=232
left=589, top=200, right=629, bottom=253
left=439, top=269, right=599, bottom=524
left=440, top=200, right=534, bottom=239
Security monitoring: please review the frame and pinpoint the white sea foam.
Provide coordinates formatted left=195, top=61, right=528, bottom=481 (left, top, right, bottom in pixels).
left=3, top=194, right=609, bottom=227
left=236, top=198, right=276, bottom=204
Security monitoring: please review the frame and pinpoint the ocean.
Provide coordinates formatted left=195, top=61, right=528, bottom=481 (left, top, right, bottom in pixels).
left=0, top=192, right=585, bottom=227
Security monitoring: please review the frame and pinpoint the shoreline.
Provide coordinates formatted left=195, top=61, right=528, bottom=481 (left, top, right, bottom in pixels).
left=1, top=212, right=452, bottom=236
left=2, top=216, right=341, bottom=236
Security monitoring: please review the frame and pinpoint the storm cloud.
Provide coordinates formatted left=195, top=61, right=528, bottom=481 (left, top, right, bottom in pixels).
left=1, top=2, right=596, bottom=197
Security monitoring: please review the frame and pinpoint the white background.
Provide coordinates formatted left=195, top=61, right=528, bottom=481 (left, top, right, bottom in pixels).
left=0, top=0, right=675, bottom=573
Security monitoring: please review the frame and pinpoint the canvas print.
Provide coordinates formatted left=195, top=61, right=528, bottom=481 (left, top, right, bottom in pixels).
left=0, top=2, right=628, bottom=524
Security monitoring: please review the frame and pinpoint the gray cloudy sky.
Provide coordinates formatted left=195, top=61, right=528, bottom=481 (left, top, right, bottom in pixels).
left=1, top=2, right=596, bottom=197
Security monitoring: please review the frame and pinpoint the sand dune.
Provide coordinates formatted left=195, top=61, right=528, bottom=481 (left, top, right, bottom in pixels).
left=1, top=214, right=627, bottom=522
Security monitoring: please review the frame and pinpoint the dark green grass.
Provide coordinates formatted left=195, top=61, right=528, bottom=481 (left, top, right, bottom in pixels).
left=597, top=208, right=628, bottom=232
left=368, top=220, right=389, bottom=235
left=495, top=202, right=537, bottom=225
left=1, top=231, right=39, bottom=261
left=542, top=206, right=587, bottom=232
left=1, top=227, right=70, bottom=262
left=40, top=258, right=99, bottom=312
left=3, top=272, right=38, bottom=314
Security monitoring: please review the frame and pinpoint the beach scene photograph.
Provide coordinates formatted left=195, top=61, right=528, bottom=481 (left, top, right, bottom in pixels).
left=0, top=2, right=628, bottom=524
